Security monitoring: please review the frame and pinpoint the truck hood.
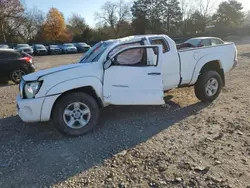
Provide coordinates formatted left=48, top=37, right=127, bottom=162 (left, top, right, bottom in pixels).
left=23, top=63, right=85, bottom=81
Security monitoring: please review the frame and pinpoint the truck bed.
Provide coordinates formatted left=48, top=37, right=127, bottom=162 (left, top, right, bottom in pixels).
left=177, top=43, right=236, bottom=85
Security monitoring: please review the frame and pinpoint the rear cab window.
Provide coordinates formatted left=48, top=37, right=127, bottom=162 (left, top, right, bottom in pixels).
left=211, top=38, right=224, bottom=45
left=149, top=37, right=169, bottom=53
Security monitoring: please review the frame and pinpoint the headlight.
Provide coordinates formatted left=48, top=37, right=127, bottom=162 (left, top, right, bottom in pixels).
left=24, top=81, right=42, bottom=99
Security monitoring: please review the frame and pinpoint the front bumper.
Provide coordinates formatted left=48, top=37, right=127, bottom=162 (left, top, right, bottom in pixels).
left=16, top=95, right=44, bottom=122
left=16, top=94, right=60, bottom=123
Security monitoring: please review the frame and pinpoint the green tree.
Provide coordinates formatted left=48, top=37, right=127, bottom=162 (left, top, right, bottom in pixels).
left=131, top=0, right=182, bottom=35
left=131, top=0, right=150, bottom=34
left=212, top=0, right=244, bottom=27
left=191, top=11, right=206, bottom=32
left=67, top=13, right=88, bottom=42
left=161, top=0, right=183, bottom=34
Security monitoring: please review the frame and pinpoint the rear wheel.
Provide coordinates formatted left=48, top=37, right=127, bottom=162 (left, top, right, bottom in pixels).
left=194, top=71, right=222, bottom=102
left=10, top=69, right=26, bottom=84
left=52, top=92, right=100, bottom=136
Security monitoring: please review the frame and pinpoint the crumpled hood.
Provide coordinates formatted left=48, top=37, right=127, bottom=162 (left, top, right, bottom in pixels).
left=23, top=63, right=84, bottom=81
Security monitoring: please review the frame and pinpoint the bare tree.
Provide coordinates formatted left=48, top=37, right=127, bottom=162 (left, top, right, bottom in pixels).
left=180, top=0, right=194, bottom=20
left=21, top=7, right=45, bottom=41
left=244, top=11, right=250, bottom=26
left=95, top=0, right=131, bottom=37
left=0, top=0, right=24, bottom=43
left=195, top=0, right=218, bottom=18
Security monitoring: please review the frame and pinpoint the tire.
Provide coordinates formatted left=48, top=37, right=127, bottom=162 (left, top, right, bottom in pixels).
left=194, top=70, right=222, bottom=102
left=52, top=92, right=100, bottom=136
left=10, top=68, right=27, bottom=84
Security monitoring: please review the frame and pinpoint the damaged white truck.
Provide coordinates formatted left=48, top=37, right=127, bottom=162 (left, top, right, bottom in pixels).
left=16, top=35, right=238, bottom=136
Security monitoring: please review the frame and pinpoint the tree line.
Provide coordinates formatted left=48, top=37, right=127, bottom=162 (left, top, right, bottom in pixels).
left=0, top=0, right=249, bottom=44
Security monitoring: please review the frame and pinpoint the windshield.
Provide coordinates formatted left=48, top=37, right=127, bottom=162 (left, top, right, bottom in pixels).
left=35, top=45, right=45, bottom=49
left=79, top=41, right=114, bottom=63
left=185, top=39, right=201, bottom=47
left=78, top=43, right=87, bottom=46
left=17, top=44, right=29, bottom=48
left=64, top=44, right=74, bottom=47
left=0, top=45, right=8, bottom=48
left=50, top=45, right=59, bottom=48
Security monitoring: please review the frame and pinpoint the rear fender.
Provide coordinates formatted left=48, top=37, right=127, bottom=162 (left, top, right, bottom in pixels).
left=190, top=53, right=223, bottom=85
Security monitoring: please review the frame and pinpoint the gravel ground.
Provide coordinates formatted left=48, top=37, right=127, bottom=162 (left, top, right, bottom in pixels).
left=0, top=45, right=249, bottom=188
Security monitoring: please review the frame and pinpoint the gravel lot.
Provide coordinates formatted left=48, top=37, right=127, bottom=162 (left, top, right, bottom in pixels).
left=0, top=45, right=250, bottom=188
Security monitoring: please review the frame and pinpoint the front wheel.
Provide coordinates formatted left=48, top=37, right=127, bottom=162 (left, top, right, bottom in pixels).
left=194, top=71, right=222, bottom=102
left=52, top=92, right=100, bottom=136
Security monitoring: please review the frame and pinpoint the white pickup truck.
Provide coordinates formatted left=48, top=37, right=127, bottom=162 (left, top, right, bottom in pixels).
left=16, top=34, right=238, bottom=136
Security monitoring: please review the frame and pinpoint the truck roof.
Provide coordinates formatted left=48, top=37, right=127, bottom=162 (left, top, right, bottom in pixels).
left=107, top=34, right=170, bottom=45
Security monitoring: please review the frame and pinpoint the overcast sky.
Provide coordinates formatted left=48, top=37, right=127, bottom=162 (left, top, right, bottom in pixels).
left=24, top=0, right=250, bottom=27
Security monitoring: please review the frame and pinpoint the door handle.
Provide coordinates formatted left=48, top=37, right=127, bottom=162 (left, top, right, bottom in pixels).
left=148, top=72, right=161, bottom=75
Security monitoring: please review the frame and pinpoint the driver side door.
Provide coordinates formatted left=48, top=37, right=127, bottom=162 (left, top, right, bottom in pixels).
left=103, top=45, right=165, bottom=105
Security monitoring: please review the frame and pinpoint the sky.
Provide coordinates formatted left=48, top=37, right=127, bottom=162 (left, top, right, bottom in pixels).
left=24, top=0, right=250, bottom=27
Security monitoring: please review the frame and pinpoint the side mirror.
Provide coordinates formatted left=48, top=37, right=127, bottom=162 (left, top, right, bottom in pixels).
left=104, top=58, right=112, bottom=69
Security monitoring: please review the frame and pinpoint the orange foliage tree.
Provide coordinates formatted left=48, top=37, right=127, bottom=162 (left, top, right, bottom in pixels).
left=43, top=8, right=72, bottom=43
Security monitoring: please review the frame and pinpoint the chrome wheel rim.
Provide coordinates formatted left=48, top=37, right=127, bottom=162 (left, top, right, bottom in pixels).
left=205, top=78, right=219, bottom=97
left=63, top=102, right=91, bottom=129
left=12, top=70, right=25, bottom=82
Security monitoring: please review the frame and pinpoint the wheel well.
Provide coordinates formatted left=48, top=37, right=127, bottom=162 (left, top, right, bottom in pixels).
left=62, top=86, right=103, bottom=107
left=51, top=86, right=103, bottom=119
left=200, top=60, right=225, bottom=86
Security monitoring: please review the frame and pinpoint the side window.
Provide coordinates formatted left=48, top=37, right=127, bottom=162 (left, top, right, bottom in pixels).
left=113, top=48, right=147, bottom=66
left=216, top=39, right=224, bottom=44
left=201, top=39, right=211, bottom=46
left=211, top=39, right=217, bottom=46
left=150, top=38, right=169, bottom=53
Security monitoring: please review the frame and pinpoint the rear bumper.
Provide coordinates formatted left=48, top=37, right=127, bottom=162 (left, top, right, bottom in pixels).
left=27, top=64, right=36, bottom=73
left=231, top=59, right=238, bottom=70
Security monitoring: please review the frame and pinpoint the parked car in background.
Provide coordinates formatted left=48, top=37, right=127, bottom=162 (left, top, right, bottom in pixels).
left=61, top=43, right=77, bottom=54
left=0, top=49, right=35, bottom=84
left=14, top=44, right=34, bottom=55
left=74, top=42, right=91, bottom=52
left=33, top=44, right=48, bottom=56
left=186, top=37, right=224, bottom=47
left=48, top=45, right=62, bottom=55
left=0, top=44, right=9, bottom=49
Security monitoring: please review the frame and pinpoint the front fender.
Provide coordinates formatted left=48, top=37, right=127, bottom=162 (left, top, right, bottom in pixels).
left=45, top=76, right=103, bottom=100
left=190, top=53, right=223, bottom=85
